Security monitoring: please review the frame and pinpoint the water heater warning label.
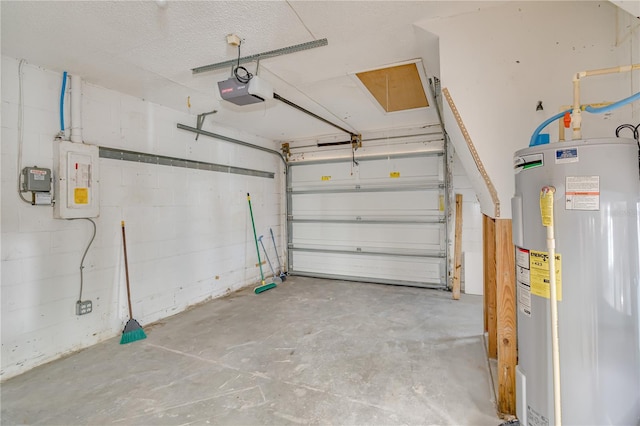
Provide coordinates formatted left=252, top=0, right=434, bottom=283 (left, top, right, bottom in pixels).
left=527, top=405, right=550, bottom=426
left=516, top=247, right=531, bottom=317
left=566, top=176, right=599, bottom=211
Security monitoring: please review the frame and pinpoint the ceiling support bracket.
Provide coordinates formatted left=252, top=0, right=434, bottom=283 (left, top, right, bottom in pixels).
left=195, top=110, right=217, bottom=140
left=192, top=38, right=328, bottom=75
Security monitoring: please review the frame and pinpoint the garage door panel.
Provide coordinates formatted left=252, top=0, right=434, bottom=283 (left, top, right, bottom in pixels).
left=291, top=191, right=441, bottom=219
left=291, top=251, right=442, bottom=285
left=290, top=155, right=442, bottom=190
left=356, top=156, right=442, bottom=182
left=288, top=152, right=448, bottom=288
left=291, top=222, right=444, bottom=252
left=290, top=162, right=361, bottom=189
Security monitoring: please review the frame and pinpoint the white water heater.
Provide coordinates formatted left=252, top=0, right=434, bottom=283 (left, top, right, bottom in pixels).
left=512, top=137, right=640, bottom=425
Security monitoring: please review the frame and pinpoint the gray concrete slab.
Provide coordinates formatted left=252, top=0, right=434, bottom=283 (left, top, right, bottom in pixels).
left=1, top=277, right=499, bottom=425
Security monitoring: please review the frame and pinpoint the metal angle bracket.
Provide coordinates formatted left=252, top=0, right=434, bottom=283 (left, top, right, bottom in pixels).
left=195, top=110, right=217, bottom=141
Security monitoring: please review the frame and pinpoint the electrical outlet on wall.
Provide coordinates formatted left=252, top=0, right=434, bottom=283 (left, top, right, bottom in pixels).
left=76, top=300, right=92, bottom=315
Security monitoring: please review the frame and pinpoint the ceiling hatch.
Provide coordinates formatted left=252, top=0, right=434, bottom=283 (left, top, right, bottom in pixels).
left=356, top=62, right=429, bottom=113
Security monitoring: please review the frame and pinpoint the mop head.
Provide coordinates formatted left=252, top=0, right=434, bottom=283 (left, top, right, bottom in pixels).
left=120, top=318, right=147, bottom=344
left=254, top=281, right=277, bottom=294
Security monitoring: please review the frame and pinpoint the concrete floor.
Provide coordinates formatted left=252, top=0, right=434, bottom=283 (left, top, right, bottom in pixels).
left=1, top=277, right=499, bottom=425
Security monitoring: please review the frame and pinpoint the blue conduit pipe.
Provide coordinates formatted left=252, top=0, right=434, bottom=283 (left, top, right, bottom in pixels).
left=529, top=109, right=571, bottom=147
left=585, top=91, right=640, bottom=114
left=59, top=71, right=67, bottom=133
left=529, top=91, right=640, bottom=147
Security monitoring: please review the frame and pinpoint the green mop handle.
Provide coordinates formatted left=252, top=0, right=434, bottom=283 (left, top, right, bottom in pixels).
left=247, top=193, right=266, bottom=284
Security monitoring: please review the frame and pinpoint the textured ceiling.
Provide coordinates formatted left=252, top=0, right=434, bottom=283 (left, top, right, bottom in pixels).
left=1, top=1, right=503, bottom=142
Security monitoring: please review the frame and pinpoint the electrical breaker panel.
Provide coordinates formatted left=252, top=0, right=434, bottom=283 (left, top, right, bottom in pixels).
left=54, top=140, right=100, bottom=219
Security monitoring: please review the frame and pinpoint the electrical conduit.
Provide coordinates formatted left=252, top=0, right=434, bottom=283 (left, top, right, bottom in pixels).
left=70, top=74, right=82, bottom=143
left=59, top=71, right=67, bottom=136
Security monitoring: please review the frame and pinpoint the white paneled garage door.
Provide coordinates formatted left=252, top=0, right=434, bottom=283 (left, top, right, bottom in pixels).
left=287, top=152, right=448, bottom=288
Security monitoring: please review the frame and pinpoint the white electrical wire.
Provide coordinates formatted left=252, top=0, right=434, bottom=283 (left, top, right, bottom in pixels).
left=69, top=218, right=97, bottom=302
left=17, top=59, right=31, bottom=204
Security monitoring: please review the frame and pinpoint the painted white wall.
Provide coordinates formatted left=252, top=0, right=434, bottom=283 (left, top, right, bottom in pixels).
left=1, top=56, right=284, bottom=381
left=419, top=1, right=640, bottom=218
left=452, top=153, right=484, bottom=295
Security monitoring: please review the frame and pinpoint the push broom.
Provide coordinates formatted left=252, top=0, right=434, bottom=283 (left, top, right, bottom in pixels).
left=247, top=193, right=277, bottom=294
left=120, top=221, right=147, bottom=344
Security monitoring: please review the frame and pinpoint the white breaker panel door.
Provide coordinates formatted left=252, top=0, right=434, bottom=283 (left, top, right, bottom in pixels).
left=54, top=140, right=100, bottom=219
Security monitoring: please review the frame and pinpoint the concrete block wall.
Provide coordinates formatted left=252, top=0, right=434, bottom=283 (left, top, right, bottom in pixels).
left=1, top=56, right=284, bottom=380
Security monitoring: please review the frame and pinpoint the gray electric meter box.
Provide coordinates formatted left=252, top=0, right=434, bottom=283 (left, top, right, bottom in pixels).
left=22, top=167, right=52, bottom=192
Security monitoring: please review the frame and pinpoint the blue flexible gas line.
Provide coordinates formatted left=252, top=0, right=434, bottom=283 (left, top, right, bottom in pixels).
left=60, top=71, right=67, bottom=133
left=585, top=91, right=640, bottom=114
left=529, top=109, right=571, bottom=147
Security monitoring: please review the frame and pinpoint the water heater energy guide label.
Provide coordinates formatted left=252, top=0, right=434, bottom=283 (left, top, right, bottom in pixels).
left=529, top=250, right=562, bottom=301
left=516, top=247, right=532, bottom=317
left=565, top=176, right=599, bottom=210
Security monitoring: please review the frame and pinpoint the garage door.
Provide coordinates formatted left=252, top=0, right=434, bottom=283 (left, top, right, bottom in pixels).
left=287, top=152, right=448, bottom=288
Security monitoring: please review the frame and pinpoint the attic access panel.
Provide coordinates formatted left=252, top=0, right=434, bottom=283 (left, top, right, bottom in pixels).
left=356, top=62, right=429, bottom=113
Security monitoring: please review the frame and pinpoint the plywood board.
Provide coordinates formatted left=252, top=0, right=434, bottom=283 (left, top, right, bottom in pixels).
left=452, top=193, right=463, bottom=299
left=356, top=63, right=429, bottom=112
left=484, top=214, right=497, bottom=358
left=495, top=219, right=516, bottom=415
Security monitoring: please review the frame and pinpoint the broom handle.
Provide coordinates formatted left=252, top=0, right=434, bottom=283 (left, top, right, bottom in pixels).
left=121, top=221, right=133, bottom=319
left=247, top=193, right=265, bottom=283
